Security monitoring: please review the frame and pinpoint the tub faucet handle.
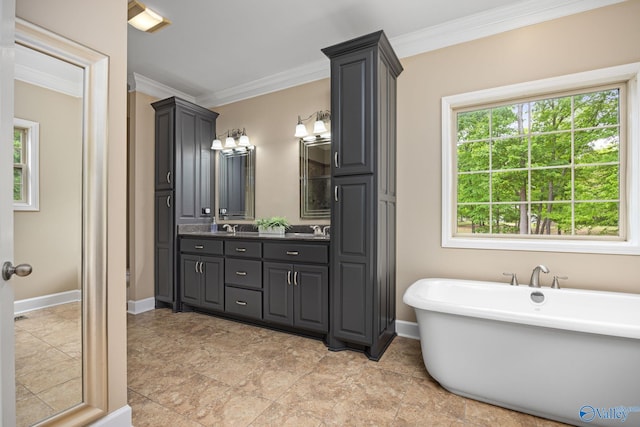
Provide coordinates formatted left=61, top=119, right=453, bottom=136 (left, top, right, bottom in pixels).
left=551, top=275, right=568, bottom=289
left=502, top=272, right=519, bottom=286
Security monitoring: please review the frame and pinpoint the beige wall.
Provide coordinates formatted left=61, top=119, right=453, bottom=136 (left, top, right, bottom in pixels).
left=128, top=91, right=157, bottom=302
left=214, top=79, right=331, bottom=225
left=14, top=80, right=82, bottom=301
left=130, top=2, right=640, bottom=325
left=395, top=0, right=640, bottom=321
left=16, top=0, right=128, bottom=415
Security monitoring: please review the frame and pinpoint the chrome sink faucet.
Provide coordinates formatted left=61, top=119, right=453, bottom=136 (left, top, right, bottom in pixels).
left=322, top=226, right=330, bottom=236
left=310, top=225, right=323, bottom=236
left=223, top=224, right=237, bottom=233
left=529, top=265, right=550, bottom=287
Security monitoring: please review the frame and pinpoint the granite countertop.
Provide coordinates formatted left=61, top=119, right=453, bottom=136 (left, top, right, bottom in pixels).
left=178, top=224, right=330, bottom=242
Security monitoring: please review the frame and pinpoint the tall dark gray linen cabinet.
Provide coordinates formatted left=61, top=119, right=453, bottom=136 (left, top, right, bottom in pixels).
left=152, top=97, right=218, bottom=310
left=322, top=31, right=403, bottom=360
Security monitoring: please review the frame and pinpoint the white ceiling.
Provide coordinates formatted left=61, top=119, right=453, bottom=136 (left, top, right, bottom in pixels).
left=128, top=0, right=623, bottom=107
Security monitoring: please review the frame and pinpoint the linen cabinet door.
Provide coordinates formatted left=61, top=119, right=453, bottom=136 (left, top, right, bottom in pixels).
left=294, top=265, right=328, bottom=333
left=263, top=262, right=293, bottom=327
left=155, top=190, right=174, bottom=305
left=331, top=175, right=374, bottom=345
left=201, top=256, right=224, bottom=311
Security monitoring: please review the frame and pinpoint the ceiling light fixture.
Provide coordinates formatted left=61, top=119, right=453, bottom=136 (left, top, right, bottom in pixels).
left=128, top=0, right=171, bottom=33
left=212, top=128, right=253, bottom=151
left=295, top=110, right=330, bottom=140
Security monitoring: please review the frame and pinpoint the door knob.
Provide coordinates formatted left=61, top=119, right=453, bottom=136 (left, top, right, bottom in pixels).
left=2, top=262, right=33, bottom=281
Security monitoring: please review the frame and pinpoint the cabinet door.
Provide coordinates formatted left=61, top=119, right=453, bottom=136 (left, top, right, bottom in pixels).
left=155, top=191, right=174, bottom=303
left=201, top=256, right=224, bottom=311
left=263, top=262, right=293, bottom=327
left=331, top=49, right=374, bottom=176
left=294, top=265, right=328, bottom=333
left=331, top=175, right=374, bottom=344
left=155, top=107, right=174, bottom=190
left=180, top=254, right=201, bottom=306
left=176, top=107, right=198, bottom=221
left=197, top=114, right=215, bottom=220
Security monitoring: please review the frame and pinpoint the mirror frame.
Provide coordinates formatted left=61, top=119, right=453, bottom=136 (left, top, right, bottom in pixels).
left=218, top=148, right=255, bottom=220
left=16, top=18, right=109, bottom=426
left=300, top=137, right=331, bottom=219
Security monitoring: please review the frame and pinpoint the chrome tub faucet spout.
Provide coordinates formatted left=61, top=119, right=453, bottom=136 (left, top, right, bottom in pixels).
left=529, top=265, right=550, bottom=287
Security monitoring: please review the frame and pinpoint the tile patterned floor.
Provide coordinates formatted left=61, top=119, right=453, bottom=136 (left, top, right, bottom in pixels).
left=127, top=309, right=570, bottom=426
left=14, top=302, right=82, bottom=427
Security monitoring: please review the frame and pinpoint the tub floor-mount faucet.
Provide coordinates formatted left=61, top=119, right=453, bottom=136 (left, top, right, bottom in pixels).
left=529, top=265, right=549, bottom=287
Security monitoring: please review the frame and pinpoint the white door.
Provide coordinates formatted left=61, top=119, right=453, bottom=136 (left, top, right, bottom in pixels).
left=0, top=0, right=17, bottom=425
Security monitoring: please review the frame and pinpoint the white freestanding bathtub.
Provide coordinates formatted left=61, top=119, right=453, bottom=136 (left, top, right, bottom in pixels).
left=403, top=278, right=640, bottom=427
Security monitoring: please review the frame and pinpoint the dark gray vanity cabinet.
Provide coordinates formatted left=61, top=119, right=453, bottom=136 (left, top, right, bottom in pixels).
left=153, top=97, right=218, bottom=309
left=323, top=30, right=402, bottom=360
left=179, top=238, right=224, bottom=311
left=263, top=242, right=329, bottom=333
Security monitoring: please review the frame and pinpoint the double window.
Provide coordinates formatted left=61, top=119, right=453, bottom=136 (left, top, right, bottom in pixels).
left=442, top=63, right=640, bottom=254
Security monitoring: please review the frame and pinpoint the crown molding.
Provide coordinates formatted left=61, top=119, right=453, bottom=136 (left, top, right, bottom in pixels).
left=133, top=0, right=625, bottom=108
left=196, top=59, right=329, bottom=107
left=15, top=43, right=83, bottom=97
left=127, top=72, right=196, bottom=103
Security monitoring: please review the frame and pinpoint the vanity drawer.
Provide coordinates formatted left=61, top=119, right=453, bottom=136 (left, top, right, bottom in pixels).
left=225, top=286, right=262, bottom=320
left=180, top=238, right=223, bottom=255
left=225, top=240, right=262, bottom=258
left=263, top=242, right=328, bottom=264
left=225, top=258, right=262, bottom=289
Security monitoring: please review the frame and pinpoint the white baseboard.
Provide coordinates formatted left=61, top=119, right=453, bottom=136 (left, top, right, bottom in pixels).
left=89, top=405, right=132, bottom=427
left=396, top=320, right=420, bottom=340
left=127, top=297, right=155, bottom=315
left=14, top=290, right=81, bottom=315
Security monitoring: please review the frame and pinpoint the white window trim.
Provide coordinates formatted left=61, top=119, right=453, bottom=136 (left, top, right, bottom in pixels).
left=442, top=62, right=640, bottom=255
left=13, top=117, right=40, bottom=211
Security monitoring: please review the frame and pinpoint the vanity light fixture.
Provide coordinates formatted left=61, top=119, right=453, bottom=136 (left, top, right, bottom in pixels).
left=212, top=128, right=253, bottom=151
left=128, top=0, right=171, bottom=33
left=295, top=110, right=331, bottom=139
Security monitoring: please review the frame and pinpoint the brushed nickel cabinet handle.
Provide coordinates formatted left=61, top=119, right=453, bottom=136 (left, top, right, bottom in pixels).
left=294, top=271, right=298, bottom=286
left=235, top=271, right=247, bottom=276
left=194, top=262, right=199, bottom=273
left=334, top=185, right=339, bottom=202
left=286, top=251, right=299, bottom=256
left=235, top=300, right=247, bottom=306
left=334, top=151, right=339, bottom=168
left=166, top=195, right=171, bottom=208
left=235, top=248, right=246, bottom=253
left=287, top=270, right=292, bottom=285
left=199, top=262, right=204, bottom=274
left=166, top=171, right=171, bottom=184
left=194, top=245, right=204, bottom=249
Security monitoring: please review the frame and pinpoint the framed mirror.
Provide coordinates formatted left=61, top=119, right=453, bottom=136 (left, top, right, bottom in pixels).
left=14, top=18, right=108, bottom=426
left=218, top=148, right=255, bottom=220
left=300, top=137, right=331, bottom=219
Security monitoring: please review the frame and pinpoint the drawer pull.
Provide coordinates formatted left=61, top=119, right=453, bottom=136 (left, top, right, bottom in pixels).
left=286, top=251, right=299, bottom=256
left=235, top=271, right=247, bottom=276
left=194, top=245, right=204, bottom=249
left=235, top=300, right=247, bottom=306
left=235, top=248, right=247, bottom=253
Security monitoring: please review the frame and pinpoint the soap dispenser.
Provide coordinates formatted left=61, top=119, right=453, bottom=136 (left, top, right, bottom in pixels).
left=210, top=215, right=217, bottom=233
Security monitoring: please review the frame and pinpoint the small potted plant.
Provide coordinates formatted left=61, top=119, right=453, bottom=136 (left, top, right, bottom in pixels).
left=256, top=216, right=290, bottom=236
